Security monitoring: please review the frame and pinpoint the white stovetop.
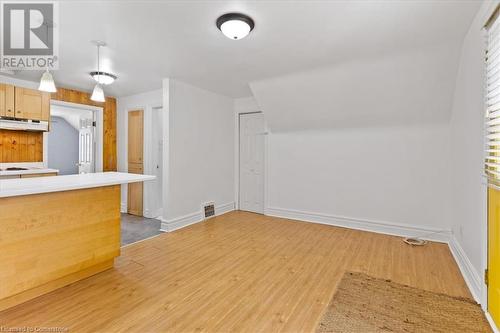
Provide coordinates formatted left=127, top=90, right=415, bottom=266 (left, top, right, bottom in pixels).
left=0, top=172, right=155, bottom=198
left=0, top=162, right=58, bottom=176
left=0, top=167, right=59, bottom=176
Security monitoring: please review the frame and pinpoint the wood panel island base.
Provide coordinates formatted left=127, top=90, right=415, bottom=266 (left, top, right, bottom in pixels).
left=0, top=172, right=154, bottom=311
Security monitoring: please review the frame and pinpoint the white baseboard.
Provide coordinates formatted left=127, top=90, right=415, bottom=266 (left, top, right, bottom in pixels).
left=486, top=312, right=500, bottom=333
left=160, top=211, right=201, bottom=232
left=448, top=236, right=483, bottom=304
left=160, top=202, right=235, bottom=232
left=214, top=202, right=235, bottom=215
left=265, top=207, right=452, bottom=243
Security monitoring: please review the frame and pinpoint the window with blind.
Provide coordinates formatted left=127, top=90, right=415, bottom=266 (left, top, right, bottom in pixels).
left=486, top=11, right=500, bottom=184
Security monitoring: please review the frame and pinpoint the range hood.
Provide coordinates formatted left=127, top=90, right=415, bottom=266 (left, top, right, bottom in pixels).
left=0, top=118, right=48, bottom=131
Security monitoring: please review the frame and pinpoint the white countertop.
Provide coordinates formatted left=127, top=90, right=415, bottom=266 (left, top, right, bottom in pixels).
left=0, top=168, right=59, bottom=176
left=0, top=172, right=155, bottom=198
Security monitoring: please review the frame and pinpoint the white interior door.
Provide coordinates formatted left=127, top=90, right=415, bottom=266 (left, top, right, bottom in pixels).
left=239, top=112, right=265, bottom=214
left=78, top=118, right=95, bottom=174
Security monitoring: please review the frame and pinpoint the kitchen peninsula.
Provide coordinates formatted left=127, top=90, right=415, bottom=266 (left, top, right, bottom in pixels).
left=0, top=172, right=154, bottom=311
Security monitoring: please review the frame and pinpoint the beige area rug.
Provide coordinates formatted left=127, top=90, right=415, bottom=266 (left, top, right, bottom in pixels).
left=316, top=271, right=492, bottom=333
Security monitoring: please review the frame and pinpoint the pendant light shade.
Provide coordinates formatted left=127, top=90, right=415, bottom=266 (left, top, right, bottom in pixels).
left=38, top=22, right=57, bottom=93
left=91, top=83, right=105, bottom=102
left=38, top=69, right=57, bottom=93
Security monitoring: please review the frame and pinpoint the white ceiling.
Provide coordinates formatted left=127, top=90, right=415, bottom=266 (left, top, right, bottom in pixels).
left=8, top=0, right=480, bottom=99
left=51, top=104, right=93, bottom=130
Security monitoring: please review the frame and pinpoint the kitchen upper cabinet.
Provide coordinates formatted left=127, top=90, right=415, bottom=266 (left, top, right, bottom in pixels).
left=0, top=84, right=15, bottom=118
left=14, top=87, right=50, bottom=121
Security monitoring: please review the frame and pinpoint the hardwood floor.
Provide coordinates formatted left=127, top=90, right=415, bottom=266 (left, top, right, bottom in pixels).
left=0, top=211, right=470, bottom=332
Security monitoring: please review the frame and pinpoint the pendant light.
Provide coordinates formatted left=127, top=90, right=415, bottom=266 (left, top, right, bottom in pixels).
left=38, top=68, right=57, bottom=92
left=90, top=41, right=106, bottom=102
left=38, top=23, right=57, bottom=92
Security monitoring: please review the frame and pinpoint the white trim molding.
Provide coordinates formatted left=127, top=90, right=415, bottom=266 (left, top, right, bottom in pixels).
left=120, top=202, right=127, bottom=213
left=265, top=207, right=452, bottom=243
left=160, top=202, right=235, bottom=232
left=448, top=236, right=483, bottom=304
left=486, top=312, right=500, bottom=333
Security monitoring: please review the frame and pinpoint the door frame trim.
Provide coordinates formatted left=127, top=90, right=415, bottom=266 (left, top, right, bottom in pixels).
left=124, top=105, right=163, bottom=218
left=45, top=100, right=103, bottom=173
left=145, top=106, right=164, bottom=219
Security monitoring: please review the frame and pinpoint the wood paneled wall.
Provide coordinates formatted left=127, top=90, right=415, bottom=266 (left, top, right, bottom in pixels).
left=51, top=88, right=117, bottom=171
left=0, top=130, right=43, bottom=163
left=0, top=87, right=116, bottom=167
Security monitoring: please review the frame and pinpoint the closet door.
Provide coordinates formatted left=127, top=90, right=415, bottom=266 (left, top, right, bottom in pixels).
left=127, top=110, right=144, bottom=216
left=239, top=112, right=265, bottom=214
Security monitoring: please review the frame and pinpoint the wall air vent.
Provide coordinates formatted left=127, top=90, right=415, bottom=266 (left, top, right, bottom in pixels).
left=203, top=202, right=215, bottom=219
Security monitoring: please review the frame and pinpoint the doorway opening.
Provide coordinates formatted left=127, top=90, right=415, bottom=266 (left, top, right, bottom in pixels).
left=45, top=101, right=103, bottom=175
left=121, top=106, right=164, bottom=246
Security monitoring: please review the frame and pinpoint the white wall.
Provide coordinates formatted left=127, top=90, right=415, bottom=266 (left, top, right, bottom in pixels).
left=116, top=89, right=163, bottom=214
left=266, top=124, right=451, bottom=234
left=162, top=79, right=234, bottom=230
left=234, top=97, right=260, bottom=114
left=233, top=96, right=452, bottom=238
left=449, top=0, right=499, bottom=304
left=245, top=34, right=467, bottom=243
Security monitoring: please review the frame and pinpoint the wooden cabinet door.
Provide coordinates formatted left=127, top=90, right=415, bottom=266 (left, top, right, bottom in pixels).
left=14, top=87, right=50, bottom=121
left=0, top=84, right=15, bottom=118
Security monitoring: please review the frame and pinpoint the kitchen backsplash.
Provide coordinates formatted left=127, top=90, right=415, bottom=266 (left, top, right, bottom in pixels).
left=0, top=129, right=43, bottom=163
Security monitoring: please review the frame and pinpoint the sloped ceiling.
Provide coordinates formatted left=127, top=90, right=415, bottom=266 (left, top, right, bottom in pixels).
left=250, top=42, right=462, bottom=131
left=51, top=104, right=93, bottom=130
left=246, top=1, right=481, bottom=131
left=6, top=1, right=480, bottom=100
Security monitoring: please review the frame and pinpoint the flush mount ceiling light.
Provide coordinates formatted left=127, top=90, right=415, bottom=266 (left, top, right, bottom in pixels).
left=90, top=40, right=116, bottom=102
left=216, top=13, right=254, bottom=40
